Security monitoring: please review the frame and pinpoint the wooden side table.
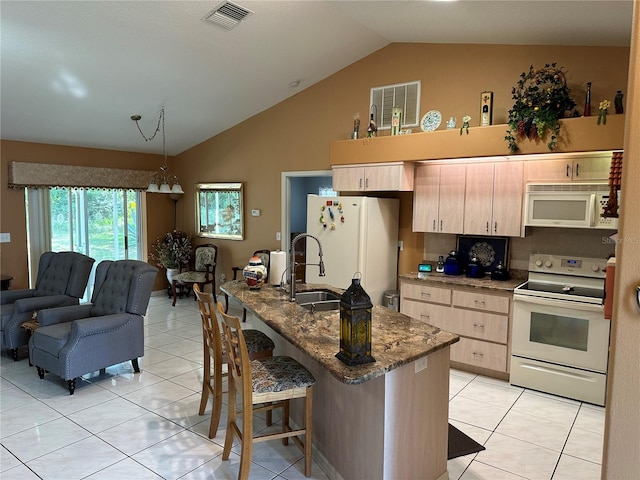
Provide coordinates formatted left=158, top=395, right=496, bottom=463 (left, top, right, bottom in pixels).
left=1, top=274, right=13, bottom=290
left=21, top=318, right=39, bottom=365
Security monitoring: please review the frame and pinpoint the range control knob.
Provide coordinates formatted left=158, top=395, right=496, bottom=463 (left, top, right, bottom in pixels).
left=545, top=260, right=553, bottom=268
left=535, top=259, right=543, bottom=267
left=592, top=264, right=601, bottom=272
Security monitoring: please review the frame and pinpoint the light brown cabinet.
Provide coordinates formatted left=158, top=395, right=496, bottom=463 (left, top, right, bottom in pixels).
left=412, top=163, right=466, bottom=233
left=524, top=153, right=612, bottom=182
left=400, top=278, right=512, bottom=377
left=332, top=163, right=414, bottom=192
left=464, top=162, right=524, bottom=237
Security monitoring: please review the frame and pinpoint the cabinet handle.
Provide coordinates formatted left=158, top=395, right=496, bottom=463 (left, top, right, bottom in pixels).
left=486, top=221, right=489, bottom=233
left=440, top=220, right=443, bottom=231
left=433, top=219, right=436, bottom=231
left=359, top=178, right=363, bottom=189
left=474, top=299, right=486, bottom=307
left=576, top=163, right=580, bottom=177
left=421, top=291, right=431, bottom=298
left=566, top=164, right=570, bottom=177
left=472, top=352, right=484, bottom=359
left=473, top=323, right=485, bottom=330
left=365, top=178, right=369, bottom=189
left=420, top=314, right=430, bottom=321
left=494, top=221, right=497, bottom=233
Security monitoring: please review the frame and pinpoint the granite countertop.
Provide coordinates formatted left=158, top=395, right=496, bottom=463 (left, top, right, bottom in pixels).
left=399, top=271, right=527, bottom=292
left=221, top=281, right=459, bottom=385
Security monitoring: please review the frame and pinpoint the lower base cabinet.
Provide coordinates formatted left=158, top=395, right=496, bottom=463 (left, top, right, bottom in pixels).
left=400, top=279, right=512, bottom=377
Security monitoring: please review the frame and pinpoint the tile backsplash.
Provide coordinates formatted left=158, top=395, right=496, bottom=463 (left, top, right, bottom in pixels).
left=423, top=228, right=616, bottom=271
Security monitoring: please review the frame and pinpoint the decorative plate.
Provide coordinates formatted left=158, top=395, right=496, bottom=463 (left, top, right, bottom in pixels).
left=420, top=110, right=442, bottom=132
left=469, top=242, right=496, bottom=267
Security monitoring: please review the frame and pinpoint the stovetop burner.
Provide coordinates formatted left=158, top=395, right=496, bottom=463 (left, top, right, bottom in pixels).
left=513, top=254, right=607, bottom=305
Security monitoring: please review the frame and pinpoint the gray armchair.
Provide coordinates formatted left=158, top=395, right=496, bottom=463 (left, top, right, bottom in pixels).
left=28, top=259, right=158, bottom=394
left=1, top=251, right=95, bottom=361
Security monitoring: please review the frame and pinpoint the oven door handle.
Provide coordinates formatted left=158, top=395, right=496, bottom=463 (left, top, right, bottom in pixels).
left=514, top=293, right=605, bottom=314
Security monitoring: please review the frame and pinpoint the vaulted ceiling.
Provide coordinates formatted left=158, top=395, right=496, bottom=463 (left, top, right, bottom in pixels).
left=0, top=1, right=633, bottom=155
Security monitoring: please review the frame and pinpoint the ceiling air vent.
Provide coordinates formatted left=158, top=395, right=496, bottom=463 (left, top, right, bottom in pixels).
left=202, top=1, right=253, bottom=31
left=370, top=81, right=421, bottom=130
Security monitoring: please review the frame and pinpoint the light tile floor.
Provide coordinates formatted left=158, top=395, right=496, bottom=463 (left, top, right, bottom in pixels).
left=1, top=294, right=605, bottom=479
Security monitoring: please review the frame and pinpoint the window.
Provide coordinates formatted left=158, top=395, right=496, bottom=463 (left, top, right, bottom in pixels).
left=196, top=183, right=244, bottom=240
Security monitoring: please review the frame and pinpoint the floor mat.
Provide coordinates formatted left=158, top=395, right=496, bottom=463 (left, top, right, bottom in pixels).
left=448, top=423, right=486, bottom=460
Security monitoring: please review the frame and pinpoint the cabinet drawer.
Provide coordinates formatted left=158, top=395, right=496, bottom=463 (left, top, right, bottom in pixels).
left=401, top=299, right=451, bottom=328
left=449, top=309, right=509, bottom=343
left=451, top=338, right=508, bottom=372
left=401, top=282, right=451, bottom=305
left=452, top=290, right=510, bottom=314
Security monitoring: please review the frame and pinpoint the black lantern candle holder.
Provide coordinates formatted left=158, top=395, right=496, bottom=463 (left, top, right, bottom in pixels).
left=336, top=274, right=375, bottom=366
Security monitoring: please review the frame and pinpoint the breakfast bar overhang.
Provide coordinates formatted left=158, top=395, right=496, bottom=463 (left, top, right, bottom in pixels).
left=221, top=281, right=459, bottom=480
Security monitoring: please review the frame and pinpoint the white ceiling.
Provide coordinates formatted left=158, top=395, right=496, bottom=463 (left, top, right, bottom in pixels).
left=0, top=1, right=633, bottom=156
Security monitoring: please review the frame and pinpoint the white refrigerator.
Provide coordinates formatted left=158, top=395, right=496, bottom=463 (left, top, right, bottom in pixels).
left=304, top=195, right=399, bottom=305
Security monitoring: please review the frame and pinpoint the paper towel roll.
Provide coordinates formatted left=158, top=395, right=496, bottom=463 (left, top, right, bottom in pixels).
left=269, top=250, right=287, bottom=285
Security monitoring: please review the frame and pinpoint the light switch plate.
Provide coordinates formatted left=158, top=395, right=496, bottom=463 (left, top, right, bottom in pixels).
left=0, top=233, right=10, bottom=243
left=415, top=356, right=428, bottom=373
left=251, top=209, right=261, bottom=216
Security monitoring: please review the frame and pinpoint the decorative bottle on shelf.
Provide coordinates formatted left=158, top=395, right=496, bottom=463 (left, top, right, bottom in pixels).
left=583, top=82, right=592, bottom=117
left=614, top=90, right=624, bottom=114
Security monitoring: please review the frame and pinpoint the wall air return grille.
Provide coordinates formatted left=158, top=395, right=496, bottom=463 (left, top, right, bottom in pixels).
left=370, top=81, right=421, bottom=131
left=202, top=1, right=253, bottom=31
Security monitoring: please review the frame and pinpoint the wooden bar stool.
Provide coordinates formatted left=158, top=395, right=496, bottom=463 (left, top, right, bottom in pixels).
left=193, top=285, right=275, bottom=439
left=217, top=301, right=315, bottom=479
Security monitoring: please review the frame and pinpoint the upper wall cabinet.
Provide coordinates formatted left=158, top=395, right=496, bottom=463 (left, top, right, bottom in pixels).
left=330, top=116, right=625, bottom=167
left=413, top=163, right=466, bottom=234
left=464, top=162, right=524, bottom=237
left=332, top=162, right=414, bottom=192
left=523, top=151, right=613, bottom=182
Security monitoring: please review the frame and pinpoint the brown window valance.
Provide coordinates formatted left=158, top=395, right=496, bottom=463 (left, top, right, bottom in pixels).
left=7, top=161, right=156, bottom=191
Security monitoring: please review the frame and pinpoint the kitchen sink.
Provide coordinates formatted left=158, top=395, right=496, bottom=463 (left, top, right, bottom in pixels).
left=295, top=290, right=341, bottom=313
left=295, top=290, right=341, bottom=303
left=298, top=300, right=341, bottom=312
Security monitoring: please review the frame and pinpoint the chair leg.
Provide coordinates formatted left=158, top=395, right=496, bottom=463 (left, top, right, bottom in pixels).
left=305, top=386, right=313, bottom=477
left=222, top=383, right=236, bottom=461
left=199, top=341, right=211, bottom=416
left=242, top=309, right=247, bottom=323
left=67, top=378, right=76, bottom=395
left=224, top=293, right=230, bottom=313
left=11, top=348, right=18, bottom=361
left=36, top=366, right=45, bottom=379
left=282, top=399, right=290, bottom=446
left=172, top=279, right=178, bottom=307
left=131, top=358, right=140, bottom=373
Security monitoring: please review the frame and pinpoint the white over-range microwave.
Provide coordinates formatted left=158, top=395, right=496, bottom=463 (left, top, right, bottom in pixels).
left=525, top=183, right=619, bottom=229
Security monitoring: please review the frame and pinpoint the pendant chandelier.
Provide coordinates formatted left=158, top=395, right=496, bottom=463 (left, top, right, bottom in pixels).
left=131, top=107, right=183, bottom=195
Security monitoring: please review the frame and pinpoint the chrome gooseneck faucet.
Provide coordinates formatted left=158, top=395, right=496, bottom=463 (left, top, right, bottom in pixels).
left=289, top=233, right=325, bottom=301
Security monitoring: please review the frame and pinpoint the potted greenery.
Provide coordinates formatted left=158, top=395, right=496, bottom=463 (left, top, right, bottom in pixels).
left=149, top=230, right=193, bottom=283
left=505, top=63, right=577, bottom=153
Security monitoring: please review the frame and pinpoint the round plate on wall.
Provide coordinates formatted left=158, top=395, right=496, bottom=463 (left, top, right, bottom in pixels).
left=420, top=110, right=442, bottom=132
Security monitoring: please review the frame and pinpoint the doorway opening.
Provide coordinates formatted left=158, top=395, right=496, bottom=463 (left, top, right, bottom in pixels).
left=280, top=170, right=333, bottom=280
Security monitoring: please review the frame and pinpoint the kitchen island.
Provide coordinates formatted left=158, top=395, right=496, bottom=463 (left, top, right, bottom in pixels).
left=221, top=281, right=459, bottom=480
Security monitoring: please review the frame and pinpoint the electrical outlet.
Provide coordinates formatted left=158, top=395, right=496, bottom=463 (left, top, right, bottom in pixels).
left=220, top=273, right=226, bottom=283
left=415, top=356, right=428, bottom=373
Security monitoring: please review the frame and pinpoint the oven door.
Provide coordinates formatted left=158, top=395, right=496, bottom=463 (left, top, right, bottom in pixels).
left=512, top=294, right=610, bottom=373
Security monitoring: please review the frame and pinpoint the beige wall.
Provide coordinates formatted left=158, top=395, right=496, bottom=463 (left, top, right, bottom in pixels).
left=602, top=2, right=640, bottom=478
left=175, top=42, right=629, bottom=279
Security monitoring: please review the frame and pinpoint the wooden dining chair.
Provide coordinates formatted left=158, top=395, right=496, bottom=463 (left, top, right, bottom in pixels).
left=217, top=301, right=315, bottom=479
left=193, top=284, right=275, bottom=438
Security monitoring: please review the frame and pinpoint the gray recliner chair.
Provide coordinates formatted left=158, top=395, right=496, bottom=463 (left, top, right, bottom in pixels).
left=1, top=251, right=95, bottom=361
left=28, top=259, right=158, bottom=394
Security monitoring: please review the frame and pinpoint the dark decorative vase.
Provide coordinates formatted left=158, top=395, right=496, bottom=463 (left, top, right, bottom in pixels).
left=583, top=82, right=592, bottom=117
left=614, top=91, right=624, bottom=114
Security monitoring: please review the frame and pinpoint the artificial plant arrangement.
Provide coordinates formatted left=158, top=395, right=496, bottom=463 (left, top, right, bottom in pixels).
left=149, top=230, right=193, bottom=269
left=505, top=63, right=577, bottom=153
